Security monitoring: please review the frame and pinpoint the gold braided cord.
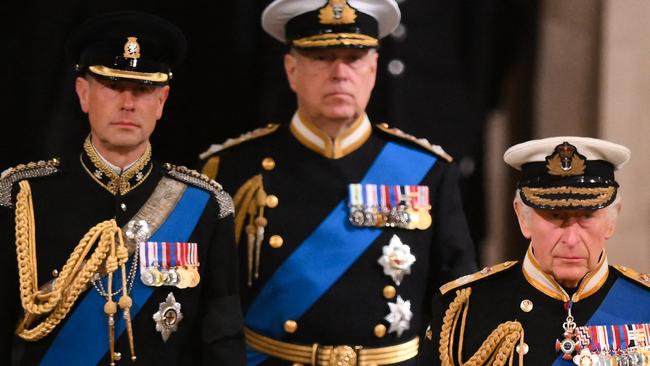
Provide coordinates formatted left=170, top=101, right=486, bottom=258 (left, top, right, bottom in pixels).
left=439, top=288, right=525, bottom=366
left=233, top=174, right=263, bottom=244
left=14, top=180, right=122, bottom=341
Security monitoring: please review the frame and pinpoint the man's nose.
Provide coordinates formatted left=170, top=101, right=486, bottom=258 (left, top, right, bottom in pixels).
left=561, top=219, right=582, bottom=245
left=330, top=59, right=350, bottom=80
left=120, top=90, right=136, bottom=110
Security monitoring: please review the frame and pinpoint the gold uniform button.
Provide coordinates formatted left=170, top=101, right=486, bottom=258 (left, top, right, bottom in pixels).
left=520, top=299, right=533, bottom=313
left=262, top=157, right=276, bottom=171
left=374, top=324, right=386, bottom=338
left=266, top=195, right=279, bottom=208
left=269, top=235, right=284, bottom=248
left=383, top=285, right=396, bottom=299
left=284, top=320, right=298, bottom=333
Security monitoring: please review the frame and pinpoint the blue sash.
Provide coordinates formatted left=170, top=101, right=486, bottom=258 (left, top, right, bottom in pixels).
left=245, top=142, right=438, bottom=365
left=40, top=186, right=210, bottom=366
left=552, top=277, right=650, bottom=365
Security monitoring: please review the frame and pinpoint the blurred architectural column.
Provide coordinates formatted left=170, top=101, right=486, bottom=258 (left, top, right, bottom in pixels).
left=483, top=0, right=650, bottom=271
left=599, top=0, right=650, bottom=271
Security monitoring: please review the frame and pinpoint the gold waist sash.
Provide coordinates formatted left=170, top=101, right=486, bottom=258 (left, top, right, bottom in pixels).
left=245, top=327, right=419, bottom=366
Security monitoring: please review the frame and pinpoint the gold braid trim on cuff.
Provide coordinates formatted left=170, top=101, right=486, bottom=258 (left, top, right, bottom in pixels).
left=14, top=180, right=125, bottom=342
left=438, top=288, right=525, bottom=366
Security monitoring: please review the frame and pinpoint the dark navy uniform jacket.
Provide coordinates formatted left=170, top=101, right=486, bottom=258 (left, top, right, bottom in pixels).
left=430, top=248, right=650, bottom=365
left=200, top=114, right=477, bottom=365
left=0, top=142, right=245, bottom=365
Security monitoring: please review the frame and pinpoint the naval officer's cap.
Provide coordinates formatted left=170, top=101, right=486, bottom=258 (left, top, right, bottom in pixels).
left=262, top=0, right=401, bottom=49
left=66, top=10, right=187, bottom=86
left=503, top=136, right=631, bottom=210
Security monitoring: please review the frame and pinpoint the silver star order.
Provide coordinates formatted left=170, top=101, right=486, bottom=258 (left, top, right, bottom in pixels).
left=377, top=235, right=416, bottom=285
left=153, top=292, right=183, bottom=342
left=384, top=295, right=413, bottom=338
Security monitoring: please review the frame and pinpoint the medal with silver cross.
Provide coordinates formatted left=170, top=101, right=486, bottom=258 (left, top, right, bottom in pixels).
left=377, top=235, right=416, bottom=286
left=153, top=292, right=183, bottom=342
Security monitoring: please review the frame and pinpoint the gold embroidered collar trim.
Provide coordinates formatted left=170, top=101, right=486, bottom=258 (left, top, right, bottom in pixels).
left=522, top=245, right=609, bottom=302
left=81, top=135, right=153, bottom=195
left=289, top=112, right=371, bottom=159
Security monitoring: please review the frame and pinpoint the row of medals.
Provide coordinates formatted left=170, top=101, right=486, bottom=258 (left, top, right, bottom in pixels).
left=140, top=265, right=200, bottom=289
left=349, top=204, right=432, bottom=230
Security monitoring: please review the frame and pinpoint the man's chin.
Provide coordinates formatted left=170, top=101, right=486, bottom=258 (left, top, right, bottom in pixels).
left=552, top=268, right=589, bottom=288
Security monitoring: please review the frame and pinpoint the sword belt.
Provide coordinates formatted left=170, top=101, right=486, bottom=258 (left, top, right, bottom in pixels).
left=245, top=327, right=419, bottom=365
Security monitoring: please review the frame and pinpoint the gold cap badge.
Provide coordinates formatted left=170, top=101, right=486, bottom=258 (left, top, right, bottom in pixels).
left=545, top=142, right=586, bottom=176
left=123, top=37, right=141, bottom=59
left=319, top=0, right=357, bottom=25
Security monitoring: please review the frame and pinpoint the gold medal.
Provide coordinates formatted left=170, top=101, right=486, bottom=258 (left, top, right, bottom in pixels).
left=188, top=268, right=201, bottom=288
left=416, top=209, right=432, bottom=230
left=175, top=267, right=192, bottom=289
left=150, top=268, right=164, bottom=287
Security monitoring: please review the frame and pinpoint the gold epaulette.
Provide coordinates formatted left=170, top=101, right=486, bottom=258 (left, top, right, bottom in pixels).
left=613, top=265, right=650, bottom=288
left=198, top=123, right=281, bottom=160
left=162, top=163, right=234, bottom=218
left=0, top=158, right=61, bottom=208
left=439, top=261, right=518, bottom=295
left=375, top=123, right=453, bottom=162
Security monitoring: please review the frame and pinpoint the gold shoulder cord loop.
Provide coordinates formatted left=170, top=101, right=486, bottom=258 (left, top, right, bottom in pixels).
left=232, top=174, right=269, bottom=287
left=438, top=288, right=525, bottom=366
left=14, top=180, right=136, bottom=362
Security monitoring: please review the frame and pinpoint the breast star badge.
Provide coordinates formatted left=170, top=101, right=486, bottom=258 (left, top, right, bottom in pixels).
left=152, top=292, right=183, bottom=342
left=377, top=235, right=416, bottom=285
left=384, top=295, right=413, bottom=337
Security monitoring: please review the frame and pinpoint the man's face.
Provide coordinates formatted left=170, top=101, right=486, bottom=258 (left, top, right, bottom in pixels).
left=515, top=203, right=618, bottom=288
left=284, top=47, right=378, bottom=124
left=75, top=76, right=169, bottom=156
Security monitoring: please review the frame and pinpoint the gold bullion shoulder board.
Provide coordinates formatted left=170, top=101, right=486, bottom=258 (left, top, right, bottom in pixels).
left=199, top=123, right=281, bottom=179
left=439, top=261, right=518, bottom=295
left=162, top=163, right=234, bottom=218
left=375, top=123, right=453, bottom=163
left=613, top=265, right=650, bottom=289
left=0, top=158, right=61, bottom=207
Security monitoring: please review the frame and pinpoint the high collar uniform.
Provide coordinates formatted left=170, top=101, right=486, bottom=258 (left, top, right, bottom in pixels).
left=0, top=140, right=245, bottom=365
left=200, top=114, right=477, bottom=365
left=430, top=248, right=650, bottom=365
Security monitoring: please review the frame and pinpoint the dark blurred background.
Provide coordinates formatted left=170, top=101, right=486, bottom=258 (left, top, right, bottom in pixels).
left=0, top=1, right=539, bottom=264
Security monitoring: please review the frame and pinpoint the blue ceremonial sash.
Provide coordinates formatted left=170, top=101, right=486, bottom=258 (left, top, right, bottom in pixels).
left=40, top=186, right=210, bottom=366
left=552, top=277, right=650, bottom=365
left=245, top=142, right=437, bottom=365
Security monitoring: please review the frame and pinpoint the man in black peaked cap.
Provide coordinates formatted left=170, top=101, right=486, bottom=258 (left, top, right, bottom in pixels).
left=0, top=10, right=245, bottom=365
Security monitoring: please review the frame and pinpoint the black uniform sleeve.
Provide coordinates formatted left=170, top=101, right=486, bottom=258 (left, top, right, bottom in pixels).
left=432, top=162, right=478, bottom=284
left=197, top=210, right=245, bottom=365
left=428, top=290, right=448, bottom=366
left=0, top=206, right=19, bottom=365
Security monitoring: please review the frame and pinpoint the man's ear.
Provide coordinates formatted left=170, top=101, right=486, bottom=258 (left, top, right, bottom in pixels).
left=75, top=76, right=90, bottom=113
left=155, top=85, right=170, bottom=120
left=284, top=52, right=298, bottom=93
left=604, top=203, right=621, bottom=239
left=513, top=200, right=532, bottom=239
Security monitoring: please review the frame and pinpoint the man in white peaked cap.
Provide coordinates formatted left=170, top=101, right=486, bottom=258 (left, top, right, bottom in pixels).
left=199, top=0, right=478, bottom=365
left=430, top=136, right=650, bottom=365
